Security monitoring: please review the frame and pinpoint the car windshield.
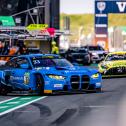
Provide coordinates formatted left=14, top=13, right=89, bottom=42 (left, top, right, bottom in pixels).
left=105, top=54, right=126, bottom=61
left=78, top=49, right=87, bottom=53
left=68, top=48, right=87, bottom=53
left=88, top=46, right=104, bottom=51
left=30, top=57, right=73, bottom=68
left=68, top=49, right=78, bottom=53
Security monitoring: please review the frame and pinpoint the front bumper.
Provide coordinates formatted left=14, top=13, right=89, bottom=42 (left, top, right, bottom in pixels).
left=44, top=76, right=102, bottom=93
left=102, top=74, right=126, bottom=78
left=99, top=66, right=126, bottom=78
left=44, top=86, right=102, bottom=94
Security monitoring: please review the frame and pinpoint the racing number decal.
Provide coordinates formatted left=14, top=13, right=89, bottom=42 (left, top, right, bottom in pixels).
left=24, top=72, right=30, bottom=84
left=33, top=60, right=40, bottom=64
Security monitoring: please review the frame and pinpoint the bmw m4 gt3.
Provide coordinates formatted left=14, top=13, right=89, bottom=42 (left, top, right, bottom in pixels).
left=0, top=54, right=102, bottom=95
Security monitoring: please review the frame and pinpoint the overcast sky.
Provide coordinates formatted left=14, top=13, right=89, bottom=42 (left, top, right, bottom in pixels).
left=60, top=0, right=95, bottom=14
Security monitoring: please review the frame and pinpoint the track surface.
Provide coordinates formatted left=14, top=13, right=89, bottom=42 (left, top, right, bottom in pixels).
left=0, top=77, right=126, bottom=126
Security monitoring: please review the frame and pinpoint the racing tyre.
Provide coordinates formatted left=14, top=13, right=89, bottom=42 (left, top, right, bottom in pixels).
left=95, top=88, right=102, bottom=93
left=0, top=85, right=8, bottom=95
left=35, top=74, right=45, bottom=95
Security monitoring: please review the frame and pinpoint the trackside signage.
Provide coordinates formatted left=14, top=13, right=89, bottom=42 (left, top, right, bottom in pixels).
left=116, top=2, right=126, bottom=12
left=0, top=16, right=15, bottom=26
left=26, top=24, right=48, bottom=30
left=95, top=0, right=126, bottom=50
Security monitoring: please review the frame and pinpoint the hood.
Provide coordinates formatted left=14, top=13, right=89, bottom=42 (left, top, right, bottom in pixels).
left=70, top=53, right=87, bottom=55
left=34, top=66, right=97, bottom=75
left=59, top=66, right=97, bottom=75
left=104, top=60, right=126, bottom=67
left=90, top=50, right=107, bottom=54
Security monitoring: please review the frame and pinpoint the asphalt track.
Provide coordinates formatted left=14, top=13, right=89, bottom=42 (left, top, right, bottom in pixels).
left=0, top=77, right=125, bottom=126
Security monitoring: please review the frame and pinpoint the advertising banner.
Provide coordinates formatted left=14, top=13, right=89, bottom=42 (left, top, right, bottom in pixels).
left=95, top=0, right=126, bottom=50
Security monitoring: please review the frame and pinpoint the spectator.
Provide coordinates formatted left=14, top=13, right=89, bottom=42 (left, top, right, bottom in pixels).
left=0, top=41, right=4, bottom=54
left=2, top=41, right=10, bottom=55
left=51, top=41, right=59, bottom=54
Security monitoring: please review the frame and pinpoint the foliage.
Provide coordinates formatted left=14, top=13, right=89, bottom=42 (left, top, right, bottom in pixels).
left=60, top=13, right=94, bottom=35
left=60, top=13, right=126, bottom=42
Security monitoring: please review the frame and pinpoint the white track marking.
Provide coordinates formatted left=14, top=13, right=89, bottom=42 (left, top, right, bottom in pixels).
left=20, top=97, right=32, bottom=100
left=0, top=96, right=47, bottom=116
left=0, top=97, right=19, bottom=104
left=6, top=102, right=20, bottom=105
left=81, top=105, right=113, bottom=108
left=0, top=106, right=8, bottom=109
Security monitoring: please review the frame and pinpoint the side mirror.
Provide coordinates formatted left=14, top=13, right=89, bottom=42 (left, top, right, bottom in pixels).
left=20, top=64, right=29, bottom=69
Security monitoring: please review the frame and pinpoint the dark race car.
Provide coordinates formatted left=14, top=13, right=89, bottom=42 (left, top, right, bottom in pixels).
left=66, top=47, right=91, bottom=65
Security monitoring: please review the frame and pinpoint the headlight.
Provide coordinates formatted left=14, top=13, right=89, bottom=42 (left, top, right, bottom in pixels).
left=92, top=53, right=98, bottom=56
left=91, top=73, right=99, bottom=78
left=101, top=64, right=108, bottom=69
left=47, top=74, right=66, bottom=80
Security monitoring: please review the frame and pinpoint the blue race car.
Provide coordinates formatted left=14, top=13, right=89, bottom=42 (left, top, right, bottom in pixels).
left=0, top=54, right=102, bottom=95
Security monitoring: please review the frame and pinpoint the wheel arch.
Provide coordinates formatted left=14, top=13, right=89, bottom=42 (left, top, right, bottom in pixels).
left=34, top=72, right=45, bottom=95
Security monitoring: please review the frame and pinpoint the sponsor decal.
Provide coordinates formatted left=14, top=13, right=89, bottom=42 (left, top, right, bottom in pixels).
left=97, top=2, right=106, bottom=13
left=54, top=84, right=63, bottom=88
left=116, top=2, right=126, bottom=12
left=96, top=83, right=101, bottom=86
left=117, top=68, right=123, bottom=73
left=10, top=76, right=23, bottom=81
left=112, top=63, right=126, bottom=67
left=24, top=72, right=30, bottom=84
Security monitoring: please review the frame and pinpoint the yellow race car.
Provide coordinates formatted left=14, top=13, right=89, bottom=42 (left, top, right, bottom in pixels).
left=98, top=51, right=126, bottom=77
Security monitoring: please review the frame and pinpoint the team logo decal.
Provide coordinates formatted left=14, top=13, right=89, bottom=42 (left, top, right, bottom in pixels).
left=117, top=68, right=122, bottom=73
left=97, top=2, right=106, bottom=13
left=24, top=72, right=30, bottom=84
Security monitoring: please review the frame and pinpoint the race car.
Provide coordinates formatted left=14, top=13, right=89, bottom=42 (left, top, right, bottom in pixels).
left=83, top=45, right=108, bottom=63
left=98, top=51, right=126, bottom=77
left=0, top=54, right=102, bottom=95
left=66, top=47, right=91, bottom=65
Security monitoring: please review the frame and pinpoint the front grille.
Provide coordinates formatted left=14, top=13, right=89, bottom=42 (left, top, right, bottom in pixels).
left=98, top=54, right=104, bottom=57
left=73, top=54, right=84, bottom=59
left=70, top=75, right=90, bottom=90
left=81, top=75, right=90, bottom=89
left=106, top=67, right=126, bottom=75
left=70, top=75, right=80, bottom=89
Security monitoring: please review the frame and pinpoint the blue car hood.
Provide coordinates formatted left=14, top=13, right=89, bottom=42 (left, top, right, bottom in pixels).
left=34, top=66, right=98, bottom=76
